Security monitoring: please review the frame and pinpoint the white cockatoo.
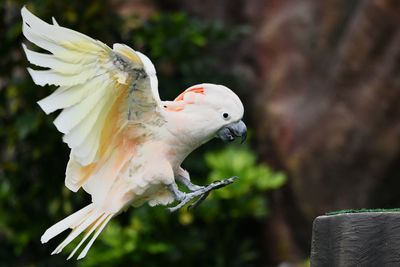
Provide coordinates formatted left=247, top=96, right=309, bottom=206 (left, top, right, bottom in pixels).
left=21, top=7, right=247, bottom=259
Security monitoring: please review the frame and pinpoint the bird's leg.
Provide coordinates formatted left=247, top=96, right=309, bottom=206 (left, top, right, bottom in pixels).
left=175, top=167, right=204, bottom=192
left=167, top=176, right=238, bottom=212
left=176, top=174, right=204, bottom=191
left=168, top=182, right=186, bottom=202
left=174, top=173, right=207, bottom=210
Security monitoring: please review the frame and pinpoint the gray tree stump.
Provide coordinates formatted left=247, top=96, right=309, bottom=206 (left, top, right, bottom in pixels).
left=311, top=212, right=400, bottom=267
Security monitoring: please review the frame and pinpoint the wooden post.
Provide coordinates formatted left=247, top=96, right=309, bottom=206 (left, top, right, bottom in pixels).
left=311, top=212, right=400, bottom=266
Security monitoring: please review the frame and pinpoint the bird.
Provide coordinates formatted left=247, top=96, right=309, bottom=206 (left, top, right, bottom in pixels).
left=21, top=6, right=247, bottom=259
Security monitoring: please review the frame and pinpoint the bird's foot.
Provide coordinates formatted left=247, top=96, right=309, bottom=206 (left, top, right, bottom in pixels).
left=168, top=176, right=238, bottom=212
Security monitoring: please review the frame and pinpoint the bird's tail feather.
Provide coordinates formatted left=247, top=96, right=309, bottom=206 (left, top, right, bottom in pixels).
left=41, top=203, right=113, bottom=260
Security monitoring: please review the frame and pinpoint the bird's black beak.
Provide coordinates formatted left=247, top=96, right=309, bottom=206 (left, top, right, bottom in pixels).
left=217, top=120, right=247, bottom=143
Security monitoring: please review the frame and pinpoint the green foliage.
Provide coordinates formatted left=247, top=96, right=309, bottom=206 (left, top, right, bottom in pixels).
left=1, top=1, right=283, bottom=266
left=203, top=146, right=287, bottom=218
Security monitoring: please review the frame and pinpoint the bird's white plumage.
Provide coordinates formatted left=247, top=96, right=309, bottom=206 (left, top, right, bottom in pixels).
left=77, top=214, right=113, bottom=259
left=136, top=51, right=160, bottom=103
left=22, top=43, right=87, bottom=75
left=67, top=212, right=107, bottom=260
left=22, top=6, right=246, bottom=261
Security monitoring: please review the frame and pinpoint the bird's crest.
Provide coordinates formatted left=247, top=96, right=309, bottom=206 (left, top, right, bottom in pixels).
left=174, top=86, right=205, bottom=102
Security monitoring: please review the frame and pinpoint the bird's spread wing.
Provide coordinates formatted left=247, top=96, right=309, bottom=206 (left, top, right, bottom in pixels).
left=21, top=7, right=164, bottom=170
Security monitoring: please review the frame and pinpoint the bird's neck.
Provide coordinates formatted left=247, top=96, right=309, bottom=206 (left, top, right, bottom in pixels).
left=161, top=110, right=213, bottom=169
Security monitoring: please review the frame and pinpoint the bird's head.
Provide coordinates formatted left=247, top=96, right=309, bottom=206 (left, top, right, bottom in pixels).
left=164, top=83, right=246, bottom=146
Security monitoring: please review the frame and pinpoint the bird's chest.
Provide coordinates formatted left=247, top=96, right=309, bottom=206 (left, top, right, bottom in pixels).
left=121, top=142, right=174, bottom=193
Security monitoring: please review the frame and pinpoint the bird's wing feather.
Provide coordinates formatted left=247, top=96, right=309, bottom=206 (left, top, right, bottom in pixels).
left=21, top=7, right=163, bottom=169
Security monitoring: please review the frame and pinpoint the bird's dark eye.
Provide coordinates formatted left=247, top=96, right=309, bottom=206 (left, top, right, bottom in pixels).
left=223, top=113, right=229, bottom=119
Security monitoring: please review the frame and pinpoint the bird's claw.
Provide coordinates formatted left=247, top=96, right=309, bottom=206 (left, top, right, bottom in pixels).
left=188, top=191, right=209, bottom=210
left=168, top=176, right=238, bottom=212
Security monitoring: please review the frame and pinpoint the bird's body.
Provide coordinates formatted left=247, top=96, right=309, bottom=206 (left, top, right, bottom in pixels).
left=21, top=6, right=246, bottom=259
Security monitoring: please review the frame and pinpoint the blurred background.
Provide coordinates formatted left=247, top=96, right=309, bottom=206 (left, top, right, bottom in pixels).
left=1, top=0, right=400, bottom=266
